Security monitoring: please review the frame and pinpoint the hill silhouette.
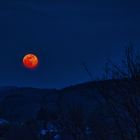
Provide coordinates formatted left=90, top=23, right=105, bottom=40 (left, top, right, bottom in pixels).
left=0, top=78, right=139, bottom=140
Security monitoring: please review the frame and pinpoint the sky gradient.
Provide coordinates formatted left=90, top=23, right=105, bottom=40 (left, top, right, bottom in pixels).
left=0, top=0, right=140, bottom=88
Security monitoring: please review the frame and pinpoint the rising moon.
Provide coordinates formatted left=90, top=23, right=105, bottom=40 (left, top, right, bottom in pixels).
left=23, top=54, right=39, bottom=69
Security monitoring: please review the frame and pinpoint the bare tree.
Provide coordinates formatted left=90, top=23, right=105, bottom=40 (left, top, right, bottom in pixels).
left=101, top=44, right=140, bottom=140
left=105, top=44, right=140, bottom=80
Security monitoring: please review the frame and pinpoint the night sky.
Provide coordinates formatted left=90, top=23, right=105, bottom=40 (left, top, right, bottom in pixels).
left=0, top=0, right=140, bottom=88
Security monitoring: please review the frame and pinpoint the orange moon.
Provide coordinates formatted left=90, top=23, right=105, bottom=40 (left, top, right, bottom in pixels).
left=23, top=54, right=39, bottom=69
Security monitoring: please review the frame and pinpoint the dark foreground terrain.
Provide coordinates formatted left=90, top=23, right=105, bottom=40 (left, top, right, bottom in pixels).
left=0, top=79, right=140, bottom=140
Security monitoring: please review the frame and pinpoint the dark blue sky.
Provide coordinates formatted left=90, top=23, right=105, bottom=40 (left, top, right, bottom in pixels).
left=0, top=0, right=140, bottom=88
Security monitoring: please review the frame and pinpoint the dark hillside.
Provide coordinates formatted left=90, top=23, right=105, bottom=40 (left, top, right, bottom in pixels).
left=0, top=79, right=139, bottom=140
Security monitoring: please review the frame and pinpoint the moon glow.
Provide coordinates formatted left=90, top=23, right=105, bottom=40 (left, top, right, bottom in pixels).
left=23, top=54, right=39, bottom=69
